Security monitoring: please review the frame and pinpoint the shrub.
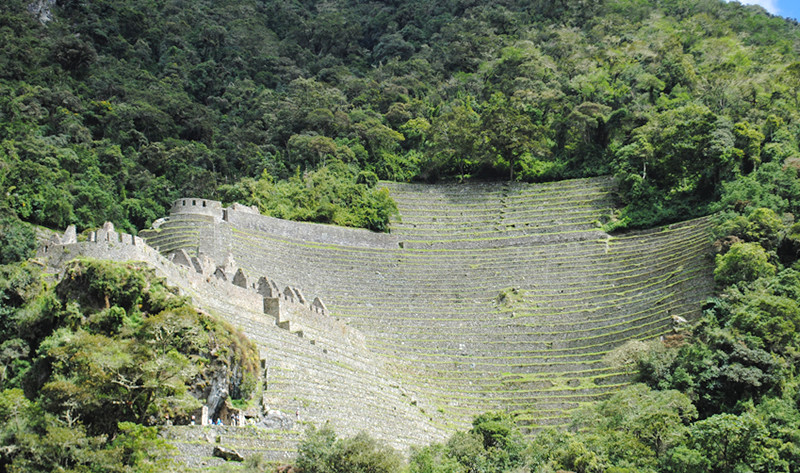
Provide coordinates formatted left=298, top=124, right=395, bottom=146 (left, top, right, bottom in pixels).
left=0, top=218, right=36, bottom=264
left=714, top=242, right=776, bottom=287
left=295, top=426, right=402, bottom=473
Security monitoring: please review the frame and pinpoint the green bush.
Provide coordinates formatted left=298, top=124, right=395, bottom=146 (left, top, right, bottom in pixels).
left=0, top=258, right=260, bottom=444
left=0, top=218, right=36, bottom=264
left=230, top=162, right=398, bottom=232
left=714, top=242, right=776, bottom=287
left=295, top=426, right=403, bottom=473
left=408, top=412, right=531, bottom=473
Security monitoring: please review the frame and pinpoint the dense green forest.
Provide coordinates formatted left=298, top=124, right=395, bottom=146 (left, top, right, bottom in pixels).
left=2, top=0, right=800, bottom=232
left=2, top=0, right=800, bottom=471
left=0, top=258, right=260, bottom=472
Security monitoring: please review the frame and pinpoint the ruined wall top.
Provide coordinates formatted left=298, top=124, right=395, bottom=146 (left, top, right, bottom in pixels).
left=39, top=223, right=341, bottom=339
left=166, top=196, right=400, bottom=250
left=169, top=198, right=262, bottom=224
left=170, top=198, right=224, bottom=219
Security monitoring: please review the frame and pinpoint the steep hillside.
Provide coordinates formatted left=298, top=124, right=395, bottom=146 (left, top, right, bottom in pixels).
left=38, top=220, right=451, bottom=462
left=3, top=0, right=800, bottom=236
left=142, top=177, right=714, bottom=436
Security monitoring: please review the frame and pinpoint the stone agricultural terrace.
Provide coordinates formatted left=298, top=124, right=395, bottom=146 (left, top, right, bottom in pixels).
left=142, top=177, right=715, bottom=438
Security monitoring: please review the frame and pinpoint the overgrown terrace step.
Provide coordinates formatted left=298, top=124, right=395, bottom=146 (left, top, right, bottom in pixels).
left=325, top=271, right=711, bottom=316
left=361, top=318, right=690, bottom=359
left=277, top=234, right=710, bottom=277
left=380, top=177, right=615, bottom=204
left=390, top=215, right=604, bottom=232
left=389, top=185, right=613, bottom=202
left=382, top=179, right=613, bottom=197
left=362, top=324, right=679, bottom=369
left=364, top=318, right=680, bottom=358
left=316, top=246, right=710, bottom=284
left=397, top=364, right=619, bottom=388
left=173, top=282, right=452, bottom=450
left=325, top=262, right=711, bottom=307
left=336, top=300, right=707, bottom=343
left=359, top=312, right=700, bottom=353
left=299, top=276, right=708, bottom=314
left=230, top=240, right=710, bottom=299
left=389, top=224, right=608, bottom=241
left=226, top=218, right=709, bottom=267
left=392, top=194, right=611, bottom=210
left=374, top=309, right=680, bottom=344
left=368, top=335, right=641, bottom=358
left=413, top=385, right=625, bottom=417
left=162, top=425, right=304, bottom=468
left=332, top=267, right=712, bottom=305
left=333, top=281, right=709, bottom=328
left=383, top=379, right=628, bottom=423
left=263, top=363, right=456, bottom=437
left=325, top=276, right=707, bottom=309
left=391, top=204, right=612, bottom=223
left=226, top=225, right=710, bottom=281
left=340, top=306, right=699, bottom=342
left=330, top=276, right=709, bottom=317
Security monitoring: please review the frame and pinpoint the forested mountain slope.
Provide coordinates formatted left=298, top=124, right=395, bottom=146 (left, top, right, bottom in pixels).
left=3, top=0, right=800, bottom=471
left=2, top=0, right=800, bottom=233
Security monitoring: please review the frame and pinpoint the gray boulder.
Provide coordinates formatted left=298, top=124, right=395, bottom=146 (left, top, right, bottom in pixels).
left=213, top=446, right=244, bottom=462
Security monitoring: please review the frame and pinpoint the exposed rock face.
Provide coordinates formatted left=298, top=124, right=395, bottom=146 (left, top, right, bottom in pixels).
left=62, top=225, right=77, bottom=244
left=193, top=357, right=249, bottom=422
left=260, top=410, right=295, bottom=430
left=204, top=368, right=230, bottom=419
left=28, top=0, right=56, bottom=23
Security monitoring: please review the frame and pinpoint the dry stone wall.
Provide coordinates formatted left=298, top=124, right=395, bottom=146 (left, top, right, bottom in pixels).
left=40, top=223, right=367, bottom=352
left=142, top=177, right=714, bottom=434
left=38, top=221, right=445, bottom=459
left=36, top=176, right=716, bottom=458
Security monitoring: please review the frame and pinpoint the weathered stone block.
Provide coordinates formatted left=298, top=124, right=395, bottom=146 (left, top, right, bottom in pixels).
left=213, top=446, right=244, bottom=462
left=171, top=249, right=193, bottom=268
left=264, top=297, right=280, bottom=318
left=257, top=277, right=275, bottom=297
left=201, top=405, right=209, bottom=426
left=62, top=225, right=77, bottom=244
left=260, top=411, right=295, bottom=430
left=232, top=268, right=248, bottom=288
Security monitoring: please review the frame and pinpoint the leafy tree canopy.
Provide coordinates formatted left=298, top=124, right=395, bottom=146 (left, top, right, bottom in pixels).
left=0, top=258, right=260, bottom=472
left=1, top=0, right=799, bottom=232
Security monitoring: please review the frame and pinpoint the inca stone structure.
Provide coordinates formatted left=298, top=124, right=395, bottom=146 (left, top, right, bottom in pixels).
left=39, top=177, right=714, bottom=462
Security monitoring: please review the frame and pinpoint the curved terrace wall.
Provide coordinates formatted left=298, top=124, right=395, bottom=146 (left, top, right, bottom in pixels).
left=144, top=177, right=715, bottom=434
